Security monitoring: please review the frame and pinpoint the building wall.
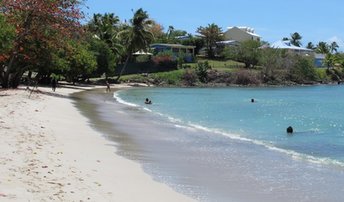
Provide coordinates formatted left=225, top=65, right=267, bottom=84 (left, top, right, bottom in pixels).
left=224, top=27, right=260, bottom=42
left=151, top=44, right=195, bottom=62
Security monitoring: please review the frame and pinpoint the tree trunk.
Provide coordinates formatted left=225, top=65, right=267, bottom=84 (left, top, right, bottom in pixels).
left=115, top=53, right=131, bottom=82
left=1, top=74, right=9, bottom=88
left=1, top=53, right=17, bottom=88
left=10, top=72, right=22, bottom=88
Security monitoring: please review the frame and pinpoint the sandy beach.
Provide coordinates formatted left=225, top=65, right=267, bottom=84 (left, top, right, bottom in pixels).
left=0, top=85, right=195, bottom=202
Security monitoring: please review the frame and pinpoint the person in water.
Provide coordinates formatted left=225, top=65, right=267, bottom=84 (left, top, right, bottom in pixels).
left=286, top=126, right=293, bottom=134
left=251, top=98, right=255, bottom=103
left=145, top=98, right=152, bottom=104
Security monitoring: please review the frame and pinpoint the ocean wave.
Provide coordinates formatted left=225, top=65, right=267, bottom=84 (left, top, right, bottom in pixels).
left=186, top=123, right=344, bottom=168
left=113, top=91, right=344, bottom=168
left=113, top=91, right=153, bottom=113
left=113, top=91, right=139, bottom=107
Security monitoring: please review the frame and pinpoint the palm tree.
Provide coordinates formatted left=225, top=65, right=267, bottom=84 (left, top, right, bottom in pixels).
left=316, top=41, right=330, bottom=54
left=290, top=32, right=302, bottom=47
left=91, top=13, right=119, bottom=41
left=88, top=13, right=124, bottom=79
left=90, top=13, right=123, bottom=56
left=116, top=8, right=154, bottom=81
left=306, top=42, right=315, bottom=50
left=167, top=25, right=174, bottom=39
left=330, top=41, right=339, bottom=54
left=197, top=23, right=223, bottom=58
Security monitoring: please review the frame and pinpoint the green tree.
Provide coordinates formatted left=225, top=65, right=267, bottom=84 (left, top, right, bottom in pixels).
left=324, top=53, right=335, bottom=69
left=224, top=40, right=261, bottom=68
left=330, top=41, right=339, bottom=54
left=306, top=42, right=315, bottom=50
left=181, top=34, right=204, bottom=55
left=64, top=41, right=97, bottom=84
left=0, top=14, right=15, bottom=55
left=88, top=13, right=123, bottom=59
left=197, top=23, right=224, bottom=58
left=166, top=26, right=175, bottom=39
left=259, top=48, right=284, bottom=83
left=290, top=32, right=302, bottom=47
left=89, top=37, right=116, bottom=78
left=316, top=41, right=330, bottom=54
left=90, top=13, right=120, bottom=41
left=0, top=0, right=84, bottom=88
left=87, top=14, right=122, bottom=78
left=334, top=53, right=344, bottom=68
left=116, top=8, right=154, bottom=81
left=0, top=14, right=15, bottom=83
left=196, top=61, right=211, bottom=83
left=290, top=56, right=317, bottom=83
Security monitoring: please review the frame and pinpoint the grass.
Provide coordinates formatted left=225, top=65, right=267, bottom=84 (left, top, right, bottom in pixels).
left=115, top=58, right=335, bottom=86
left=118, top=58, right=252, bottom=86
left=185, top=59, right=245, bottom=72
left=119, top=69, right=186, bottom=85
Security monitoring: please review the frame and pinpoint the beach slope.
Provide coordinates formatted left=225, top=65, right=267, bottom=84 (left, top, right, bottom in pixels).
left=0, top=87, right=195, bottom=202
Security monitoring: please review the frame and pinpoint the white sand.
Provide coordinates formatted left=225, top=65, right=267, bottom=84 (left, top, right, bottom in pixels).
left=0, top=86, right=195, bottom=202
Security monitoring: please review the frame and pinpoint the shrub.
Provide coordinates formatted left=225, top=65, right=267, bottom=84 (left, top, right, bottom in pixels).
left=234, top=69, right=261, bottom=85
left=290, top=56, right=317, bottom=83
left=152, top=51, right=177, bottom=68
left=152, top=70, right=185, bottom=86
left=207, top=70, right=234, bottom=84
left=182, top=69, right=197, bottom=86
left=326, top=69, right=341, bottom=81
left=196, top=61, right=211, bottom=83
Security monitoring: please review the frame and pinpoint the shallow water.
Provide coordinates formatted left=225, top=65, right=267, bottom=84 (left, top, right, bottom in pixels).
left=74, top=86, right=344, bottom=202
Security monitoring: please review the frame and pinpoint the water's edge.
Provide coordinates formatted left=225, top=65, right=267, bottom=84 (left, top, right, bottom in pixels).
left=72, top=88, right=344, bottom=202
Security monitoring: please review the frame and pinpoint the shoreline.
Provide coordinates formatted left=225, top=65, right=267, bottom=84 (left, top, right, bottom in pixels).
left=99, top=85, right=344, bottom=202
left=0, top=85, right=195, bottom=201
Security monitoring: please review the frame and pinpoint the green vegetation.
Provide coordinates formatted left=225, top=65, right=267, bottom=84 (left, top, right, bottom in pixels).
left=197, top=23, right=224, bottom=58
left=187, top=59, right=244, bottom=71
left=1, top=1, right=344, bottom=89
left=116, top=8, right=154, bottom=81
left=222, top=40, right=261, bottom=68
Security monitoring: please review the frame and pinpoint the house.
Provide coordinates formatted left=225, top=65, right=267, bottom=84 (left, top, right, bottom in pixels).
left=150, top=43, right=195, bottom=62
left=267, top=40, right=328, bottom=68
left=224, top=26, right=261, bottom=42
left=269, top=40, right=314, bottom=55
left=314, top=53, right=326, bottom=68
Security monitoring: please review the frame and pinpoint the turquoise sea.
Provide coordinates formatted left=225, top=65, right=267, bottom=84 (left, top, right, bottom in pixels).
left=115, top=85, right=344, bottom=166
left=76, top=85, right=344, bottom=202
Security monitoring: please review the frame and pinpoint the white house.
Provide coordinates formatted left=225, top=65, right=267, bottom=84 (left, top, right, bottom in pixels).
left=269, top=40, right=313, bottom=55
left=223, top=26, right=261, bottom=42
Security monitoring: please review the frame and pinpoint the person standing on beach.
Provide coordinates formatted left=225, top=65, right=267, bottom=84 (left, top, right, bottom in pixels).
left=106, top=80, right=111, bottom=92
left=51, top=78, right=57, bottom=92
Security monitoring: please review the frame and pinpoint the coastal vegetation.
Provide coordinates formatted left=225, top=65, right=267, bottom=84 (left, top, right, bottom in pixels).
left=1, top=0, right=344, bottom=88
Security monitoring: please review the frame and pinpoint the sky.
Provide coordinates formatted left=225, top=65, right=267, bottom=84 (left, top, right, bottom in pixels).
left=82, top=0, right=344, bottom=48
